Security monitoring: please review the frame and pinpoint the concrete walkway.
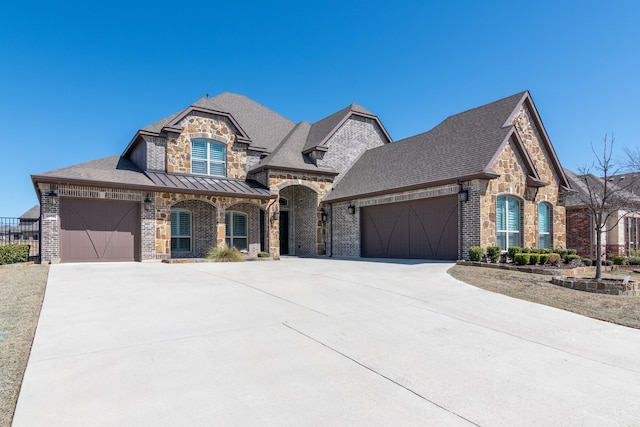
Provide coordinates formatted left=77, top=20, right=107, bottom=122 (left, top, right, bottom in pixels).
left=13, top=258, right=640, bottom=426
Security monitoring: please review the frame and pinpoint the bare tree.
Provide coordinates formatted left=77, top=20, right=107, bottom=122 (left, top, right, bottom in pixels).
left=574, top=135, right=640, bottom=279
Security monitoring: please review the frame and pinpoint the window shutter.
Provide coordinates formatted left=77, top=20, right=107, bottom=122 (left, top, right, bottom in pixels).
left=507, top=198, right=519, bottom=232
left=192, top=140, right=207, bottom=160
left=496, top=197, right=506, bottom=231
left=233, top=213, right=247, bottom=236
left=538, top=204, right=549, bottom=233
left=209, top=143, right=225, bottom=161
left=178, top=211, right=190, bottom=236
left=171, top=211, right=178, bottom=235
left=225, top=213, right=231, bottom=238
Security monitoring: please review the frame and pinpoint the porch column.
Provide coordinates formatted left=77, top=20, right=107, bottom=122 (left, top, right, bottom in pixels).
left=216, top=209, right=226, bottom=248
left=269, top=204, right=280, bottom=260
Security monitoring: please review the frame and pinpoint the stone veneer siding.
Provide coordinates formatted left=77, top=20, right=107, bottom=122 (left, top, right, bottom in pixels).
left=153, top=192, right=270, bottom=260
left=165, top=115, right=251, bottom=179
left=266, top=172, right=334, bottom=259
left=479, top=108, right=566, bottom=251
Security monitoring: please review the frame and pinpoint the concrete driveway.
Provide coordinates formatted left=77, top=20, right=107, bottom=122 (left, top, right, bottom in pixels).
left=13, top=258, right=640, bottom=426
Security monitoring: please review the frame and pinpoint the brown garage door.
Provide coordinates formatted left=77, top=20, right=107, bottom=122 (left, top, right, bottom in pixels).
left=361, top=196, right=458, bottom=260
left=60, top=199, right=140, bottom=262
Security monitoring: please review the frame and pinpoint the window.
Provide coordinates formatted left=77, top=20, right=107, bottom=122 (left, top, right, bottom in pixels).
left=496, top=195, right=521, bottom=250
left=628, top=217, right=639, bottom=253
left=538, top=202, right=553, bottom=249
left=225, top=211, right=247, bottom=251
left=191, top=139, right=226, bottom=176
left=171, top=209, right=191, bottom=252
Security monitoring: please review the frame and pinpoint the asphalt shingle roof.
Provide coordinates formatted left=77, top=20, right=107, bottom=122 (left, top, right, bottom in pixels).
left=324, top=91, right=528, bottom=202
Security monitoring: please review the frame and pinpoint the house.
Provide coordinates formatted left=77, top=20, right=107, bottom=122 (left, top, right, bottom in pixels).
left=564, top=169, right=640, bottom=258
left=32, top=90, right=570, bottom=263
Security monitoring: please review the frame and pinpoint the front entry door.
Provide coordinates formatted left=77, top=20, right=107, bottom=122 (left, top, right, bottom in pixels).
left=279, top=211, right=289, bottom=255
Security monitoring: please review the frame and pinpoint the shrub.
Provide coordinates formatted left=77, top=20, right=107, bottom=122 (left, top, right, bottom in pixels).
left=0, top=244, right=30, bottom=265
left=628, top=257, right=640, bottom=265
left=581, top=258, right=593, bottom=266
left=554, top=248, right=568, bottom=258
left=601, top=260, right=613, bottom=266
left=468, top=246, right=483, bottom=262
left=613, top=256, right=626, bottom=265
left=258, top=251, right=270, bottom=258
left=538, top=254, right=548, bottom=264
left=528, top=253, right=540, bottom=265
left=207, top=245, right=246, bottom=262
left=514, top=253, right=530, bottom=265
left=520, top=247, right=531, bottom=253
left=486, top=246, right=501, bottom=263
left=507, top=246, right=522, bottom=261
left=563, top=254, right=582, bottom=264
left=567, top=249, right=578, bottom=255
left=547, top=253, right=562, bottom=266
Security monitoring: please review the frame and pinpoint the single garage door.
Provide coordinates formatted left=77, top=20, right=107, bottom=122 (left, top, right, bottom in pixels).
left=60, top=198, right=140, bottom=262
left=361, top=195, right=458, bottom=260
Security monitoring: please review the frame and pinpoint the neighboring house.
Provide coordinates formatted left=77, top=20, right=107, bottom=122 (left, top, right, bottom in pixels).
left=0, top=205, right=40, bottom=257
left=32, top=90, right=570, bottom=263
left=565, top=169, right=640, bottom=258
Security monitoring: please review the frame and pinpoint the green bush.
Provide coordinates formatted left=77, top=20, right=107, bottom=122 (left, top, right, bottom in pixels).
left=538, top=254, right=548, bottom=264
left=486, top=246, right=501, bottom=263
left=528, top=253, right=540, bottom=265
left=257, top=251, right=270, bottom=258
left=207, top=245, right=246, bottom=262
left=547, top=253, right=562, bottom=266
left=613, top=256, right=626, bottom=265
left=0, top=244, right=30, bottom=265
left=514, top=253, right=530, bottom=265
left=554, top=248, right=568, bottom=258
left=628, top=257, right=640, bottom=265
left=507, top=246, right=522, bottom=261
left=563, top=254, right=582, bottom=264
left=567, top=249, right=578, bottom=255
left=601, top=260, right=613, bottom=266
left=468, top=246, right=484, bottom=262
left=581, top=258, right=593, bottom=266
left=520, top=247, right=531, bottom=253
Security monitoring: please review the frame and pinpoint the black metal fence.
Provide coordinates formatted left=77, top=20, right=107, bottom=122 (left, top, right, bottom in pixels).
left=0, top=217, right=40, bottom=258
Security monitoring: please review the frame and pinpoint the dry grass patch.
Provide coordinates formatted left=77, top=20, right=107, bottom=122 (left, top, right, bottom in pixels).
left=448, top=265, right=640, bottom=329
left=0, top=263, right=49, bottom=427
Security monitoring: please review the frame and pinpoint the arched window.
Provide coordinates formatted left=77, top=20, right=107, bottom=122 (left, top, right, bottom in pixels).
left=496, top=195, right=521, bottom=250
left=225, top=211, right=247, bottom=251
left=171, top=209, right=191, bottom=252
left=538, top=202, right=553, bottom=249
left=191, top=139, right=226, bottom=176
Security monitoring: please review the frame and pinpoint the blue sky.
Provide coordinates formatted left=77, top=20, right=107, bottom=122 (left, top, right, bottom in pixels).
left=1, top=0, right=638, bottom=216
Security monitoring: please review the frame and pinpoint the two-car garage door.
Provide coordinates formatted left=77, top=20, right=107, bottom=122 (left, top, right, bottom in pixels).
left=361, top=196, right=458, bottom=260
left=60, top=199, right=140, bottom=262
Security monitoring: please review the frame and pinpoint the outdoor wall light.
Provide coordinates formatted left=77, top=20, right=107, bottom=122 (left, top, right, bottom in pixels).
left=320, top=210, right=328, bottom=222
left=46, top=190, right=57, bottom=197
left=144, top=197, right=153, bottom=211
left=458, top=188, right=469, bottom=202
left=347, top=204, right=356, bottom=215
left=272, top=210, right=280, bottom=221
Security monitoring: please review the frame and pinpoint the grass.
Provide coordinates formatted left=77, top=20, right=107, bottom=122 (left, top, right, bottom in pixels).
left=207, top=246, right=246, bottom=262
left=0, top=263, right=49, bottom=427
left=448, top=264, right=640, bottom=329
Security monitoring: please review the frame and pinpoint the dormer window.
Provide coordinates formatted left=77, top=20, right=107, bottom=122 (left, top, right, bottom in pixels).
left=191, top=139, right=226, bottom=176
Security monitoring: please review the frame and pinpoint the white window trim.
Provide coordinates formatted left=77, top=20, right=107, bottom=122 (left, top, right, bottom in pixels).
left=538, top=202, right=553, bottom=248
left=225, top=211, right=248, bottom=250
left=496, top=195, right=522, bottom=249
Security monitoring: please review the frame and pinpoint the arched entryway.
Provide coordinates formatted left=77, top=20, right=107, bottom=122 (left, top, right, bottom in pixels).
left=278, top=185, right=320, bottom=256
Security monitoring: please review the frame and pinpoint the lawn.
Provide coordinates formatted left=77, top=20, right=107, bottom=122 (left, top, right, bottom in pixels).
left=448, top=264, right=640, bottom=329
left=0, top=263, right=49, bottom=427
